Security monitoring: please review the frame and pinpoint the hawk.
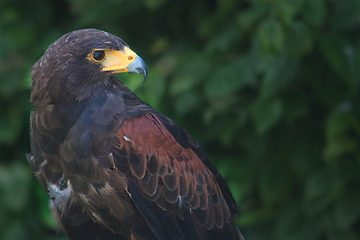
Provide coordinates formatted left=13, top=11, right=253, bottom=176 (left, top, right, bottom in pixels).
left=28, top=29, right=244, bottom=240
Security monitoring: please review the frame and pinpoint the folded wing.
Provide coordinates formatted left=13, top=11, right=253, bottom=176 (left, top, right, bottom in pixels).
left=112, top=112, right=243, bottom=240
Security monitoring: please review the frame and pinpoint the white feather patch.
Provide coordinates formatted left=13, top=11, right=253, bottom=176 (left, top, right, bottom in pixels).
left=123, top=136, right=131, bottom=142
left=48, top=179, right=73, bottom=213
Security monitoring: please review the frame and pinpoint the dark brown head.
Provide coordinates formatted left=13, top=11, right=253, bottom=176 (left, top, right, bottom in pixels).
left=30, top=29, right=147, bottom=108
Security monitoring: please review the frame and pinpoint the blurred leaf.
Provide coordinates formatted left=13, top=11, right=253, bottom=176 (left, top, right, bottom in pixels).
left=170, top=54, right=209, bottom=96
left=0, top=7, right=20, bottom=23
left=142, top=0, right=167, bottom=10
left=318, top=34, right=360, bottom=87
left=236, top=5, right=268, bottom=31
left=295, top=218, right=322, bottom=240
left=1, top=220, right=27, bottom=240
left=304, top=169, right=343, bottom=214
left=275, top=0, right=304, bottom=25
left=150, top=37, right=170, bottom=55
left=283, top=89, right=309, bottom=121
left=324, top=136, right=358, bottom=160
left=251, top=97, right=283, bottom=134
left=218, top=118, right=240, bottom=147
left=0, top=106, right=23, bottom=144
left=303, top=0, right=326, bottom=26
left=257, top=52, right=299, bottom=99
left=0, top=163, right=31, bottom=212
left=259, top=161, right=293, bottom=205
left=275, top=201, right=303, bottom=239
left=236, top=207, right=276, bottom=226
left=174, top=90, right=200, bottom=116
left=0, top=197, right=7, bottom=231
left=285, top=21, right=313, bottom=57
left=333, top=188, right=360, bottom=230
left=205, top=58, right=255, bottom=99
left=258, top=18, right=285, bottom=53
left=326, top=105, right=357, bottom=139
left=69, top=0, right=136, bottom=25
left=305, top=170, right=328, bottom=200
left=204, top=25, right=241, bottom=55
left=142, top=70, right=166, bottom=108
left=4, top=24, right=35, bottom=50
left=217, top=158, right=255, bottom=201
left=203, top=96, right=238, bottom=124
left=328, top=0, right=360, bottom=33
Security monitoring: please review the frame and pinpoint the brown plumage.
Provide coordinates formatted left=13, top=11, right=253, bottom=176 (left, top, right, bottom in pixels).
left=28, top=29, right=244, bottom=240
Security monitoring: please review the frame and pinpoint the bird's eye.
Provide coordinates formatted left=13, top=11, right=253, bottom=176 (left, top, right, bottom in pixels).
left=92, top=50, right=106, bottom=61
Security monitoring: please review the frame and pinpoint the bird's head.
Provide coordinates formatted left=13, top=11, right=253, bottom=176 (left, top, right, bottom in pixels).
left=30, top=29, right=147, bottom=108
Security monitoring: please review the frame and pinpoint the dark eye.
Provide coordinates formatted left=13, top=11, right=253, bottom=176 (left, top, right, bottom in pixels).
left=92, top=50, right=106, bottom=61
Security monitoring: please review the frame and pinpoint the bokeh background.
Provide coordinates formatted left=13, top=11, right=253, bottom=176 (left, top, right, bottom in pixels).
left=1, top=0, right=360, bottom=239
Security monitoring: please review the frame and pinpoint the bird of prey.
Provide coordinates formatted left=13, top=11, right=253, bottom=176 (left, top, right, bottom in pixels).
left=28, top=29, right=244, bottom=240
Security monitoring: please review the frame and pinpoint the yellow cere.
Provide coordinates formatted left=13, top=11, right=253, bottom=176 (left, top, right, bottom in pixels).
left=88, top=46, right=137, bottom=73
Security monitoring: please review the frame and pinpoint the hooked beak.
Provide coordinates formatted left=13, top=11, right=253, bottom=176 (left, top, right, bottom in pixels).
left=100, top=46, right=148, bottom=82
left=127, top=54, right=147, bottom=83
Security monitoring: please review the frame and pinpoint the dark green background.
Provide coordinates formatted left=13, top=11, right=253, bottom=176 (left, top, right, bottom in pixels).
left=1, top=0, right=360, bottom=239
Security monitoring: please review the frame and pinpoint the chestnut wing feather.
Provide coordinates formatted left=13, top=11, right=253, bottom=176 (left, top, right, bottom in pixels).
left=112, top=113, right=242, bottom=239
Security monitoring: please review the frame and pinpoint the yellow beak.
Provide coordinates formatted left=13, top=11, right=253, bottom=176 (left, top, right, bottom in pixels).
left=101, top=47, right=147, bottom=81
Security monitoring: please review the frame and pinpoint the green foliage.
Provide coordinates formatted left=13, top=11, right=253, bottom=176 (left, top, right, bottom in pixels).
left=1, top=0, right=360, bottom=239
